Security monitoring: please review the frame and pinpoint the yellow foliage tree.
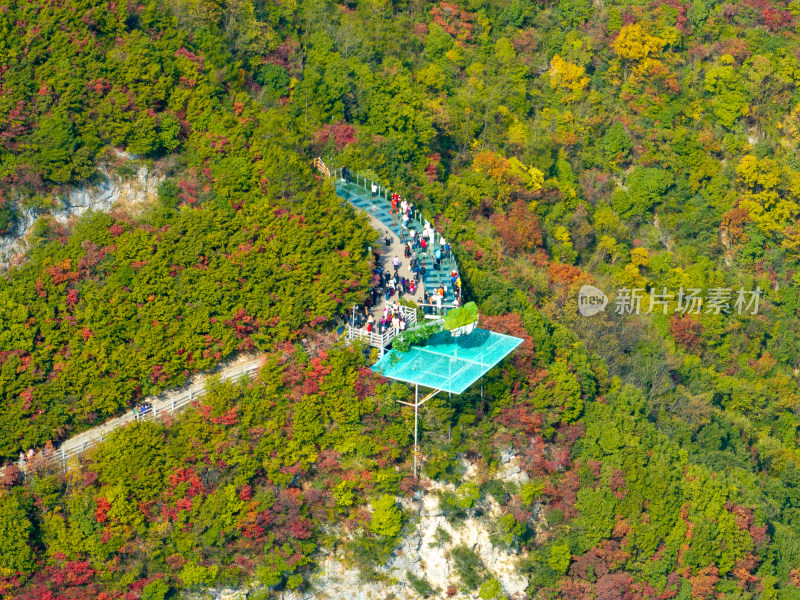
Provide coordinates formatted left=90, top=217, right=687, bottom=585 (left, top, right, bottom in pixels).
left=548, top=54, right=590, bottom=101
left=736, top=155, right=800, bottom=236
left=630, top=247, right=650, bottom=268
left=473, top=150, right=544, bottom=204
left=612, top=23, right=668, bottom=80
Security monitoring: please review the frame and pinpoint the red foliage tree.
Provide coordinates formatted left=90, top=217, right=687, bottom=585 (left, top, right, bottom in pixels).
left=689, top=565, right=719, bottom=600
left=720, top=207, right=750, bottom=245
left=95, top=496, right=111, bottom=523
left=312, top=121, right=357, bottom=153
left=490, top=200, right=543, bottom=256
left=595, top=571, right=634, bottom=600
left=669, top=315, right=704, bottom=352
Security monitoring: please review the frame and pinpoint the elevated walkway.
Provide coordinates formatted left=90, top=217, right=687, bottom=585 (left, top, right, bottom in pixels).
left=315, top=160, right=462, bottom=356
left=3, top=356, right=262, bottom=478
left=333, top=177, right=459, bottom=302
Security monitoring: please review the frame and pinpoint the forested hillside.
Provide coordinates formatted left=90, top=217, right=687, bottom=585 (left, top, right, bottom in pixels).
left=3, top=0, right=800, bottom=598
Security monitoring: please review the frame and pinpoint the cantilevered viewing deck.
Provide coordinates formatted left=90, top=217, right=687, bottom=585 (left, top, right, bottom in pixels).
left=372, top=328, right=524, bottom=395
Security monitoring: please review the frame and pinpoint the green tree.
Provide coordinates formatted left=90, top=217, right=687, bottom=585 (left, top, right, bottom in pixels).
left=602, top=122, right=633, bottom=163
left=92, top=420, right=167, bottom=503
left=370, top=495, right=403, bottom=538
left=705, top=54, right=750, bottom=129
left=28, top=113, right=78, bottom=183
left=0, top=491, right=35, bottom=575
left=613, top=167, right=673, bottom=220
left=548, top=543, right=571, bottom=575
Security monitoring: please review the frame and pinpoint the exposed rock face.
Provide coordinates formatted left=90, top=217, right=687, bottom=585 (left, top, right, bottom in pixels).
left=182, top=452, right=533, bottom=600
left=0, top=160, right=163, bottom=268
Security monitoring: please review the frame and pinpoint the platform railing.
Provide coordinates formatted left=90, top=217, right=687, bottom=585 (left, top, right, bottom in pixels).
left=345, top=304, right=418, bottom=354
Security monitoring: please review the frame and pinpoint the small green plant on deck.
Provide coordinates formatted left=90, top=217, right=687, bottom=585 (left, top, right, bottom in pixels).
left=442, top=302, right=479, bottom=334
left=390, top=323, right=442, bottom=360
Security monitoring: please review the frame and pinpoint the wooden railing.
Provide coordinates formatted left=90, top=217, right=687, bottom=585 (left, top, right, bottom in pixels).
left=313, top=157, right=331, bottom=178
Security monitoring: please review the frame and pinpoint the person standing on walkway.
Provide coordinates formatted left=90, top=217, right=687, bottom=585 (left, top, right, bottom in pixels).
left=390, top=192, right=399, bottom=214
left=371, top=182, right=378, bottom=198
left=393, top=255, right=400, bottom=272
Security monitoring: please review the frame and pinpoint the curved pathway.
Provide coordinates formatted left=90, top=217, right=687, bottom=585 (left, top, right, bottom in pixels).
left=6, top=354, right=263, bottom=476
left=5, top=164, right=461, bottom=475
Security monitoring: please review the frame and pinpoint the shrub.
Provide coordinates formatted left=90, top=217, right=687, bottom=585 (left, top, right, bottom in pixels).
left=431, top=525, right=453, bottom=548
left=450, top=544, right=489, bottom=591
left=480, top=480, right=507, bottom=504
left=407, top=571, right=437, bottom=597
left=478, top=578, right=506, bottom=600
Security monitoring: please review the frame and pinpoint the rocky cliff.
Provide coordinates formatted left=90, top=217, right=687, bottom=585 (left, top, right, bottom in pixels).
left=0, top=158, right=163, bottom=268
left=182, top=451, right=537, bottom=600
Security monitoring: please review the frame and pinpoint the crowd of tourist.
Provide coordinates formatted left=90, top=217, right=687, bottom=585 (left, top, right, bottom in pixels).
left=366, top=302, right=410, bottom=335
left=17, top=442, right=55, bottom=474
left=132, top=402, right=153, bottom=420
left=341, top=178, right=466, bottom=335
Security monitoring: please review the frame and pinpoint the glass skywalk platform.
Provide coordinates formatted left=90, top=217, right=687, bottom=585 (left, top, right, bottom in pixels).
left=372, top=328, right=524, bottom=394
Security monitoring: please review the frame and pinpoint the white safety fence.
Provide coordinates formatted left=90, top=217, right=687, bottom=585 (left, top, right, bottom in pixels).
left=345, top=305, right=418, bottom=352
left=7, top=357, right=264, bottom=477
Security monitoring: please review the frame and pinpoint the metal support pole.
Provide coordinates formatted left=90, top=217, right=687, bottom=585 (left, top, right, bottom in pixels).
left=414, top=384, right=418, bottom=479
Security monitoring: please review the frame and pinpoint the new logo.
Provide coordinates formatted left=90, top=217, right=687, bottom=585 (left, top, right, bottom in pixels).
left=578, top=285, right=608, bottom=316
